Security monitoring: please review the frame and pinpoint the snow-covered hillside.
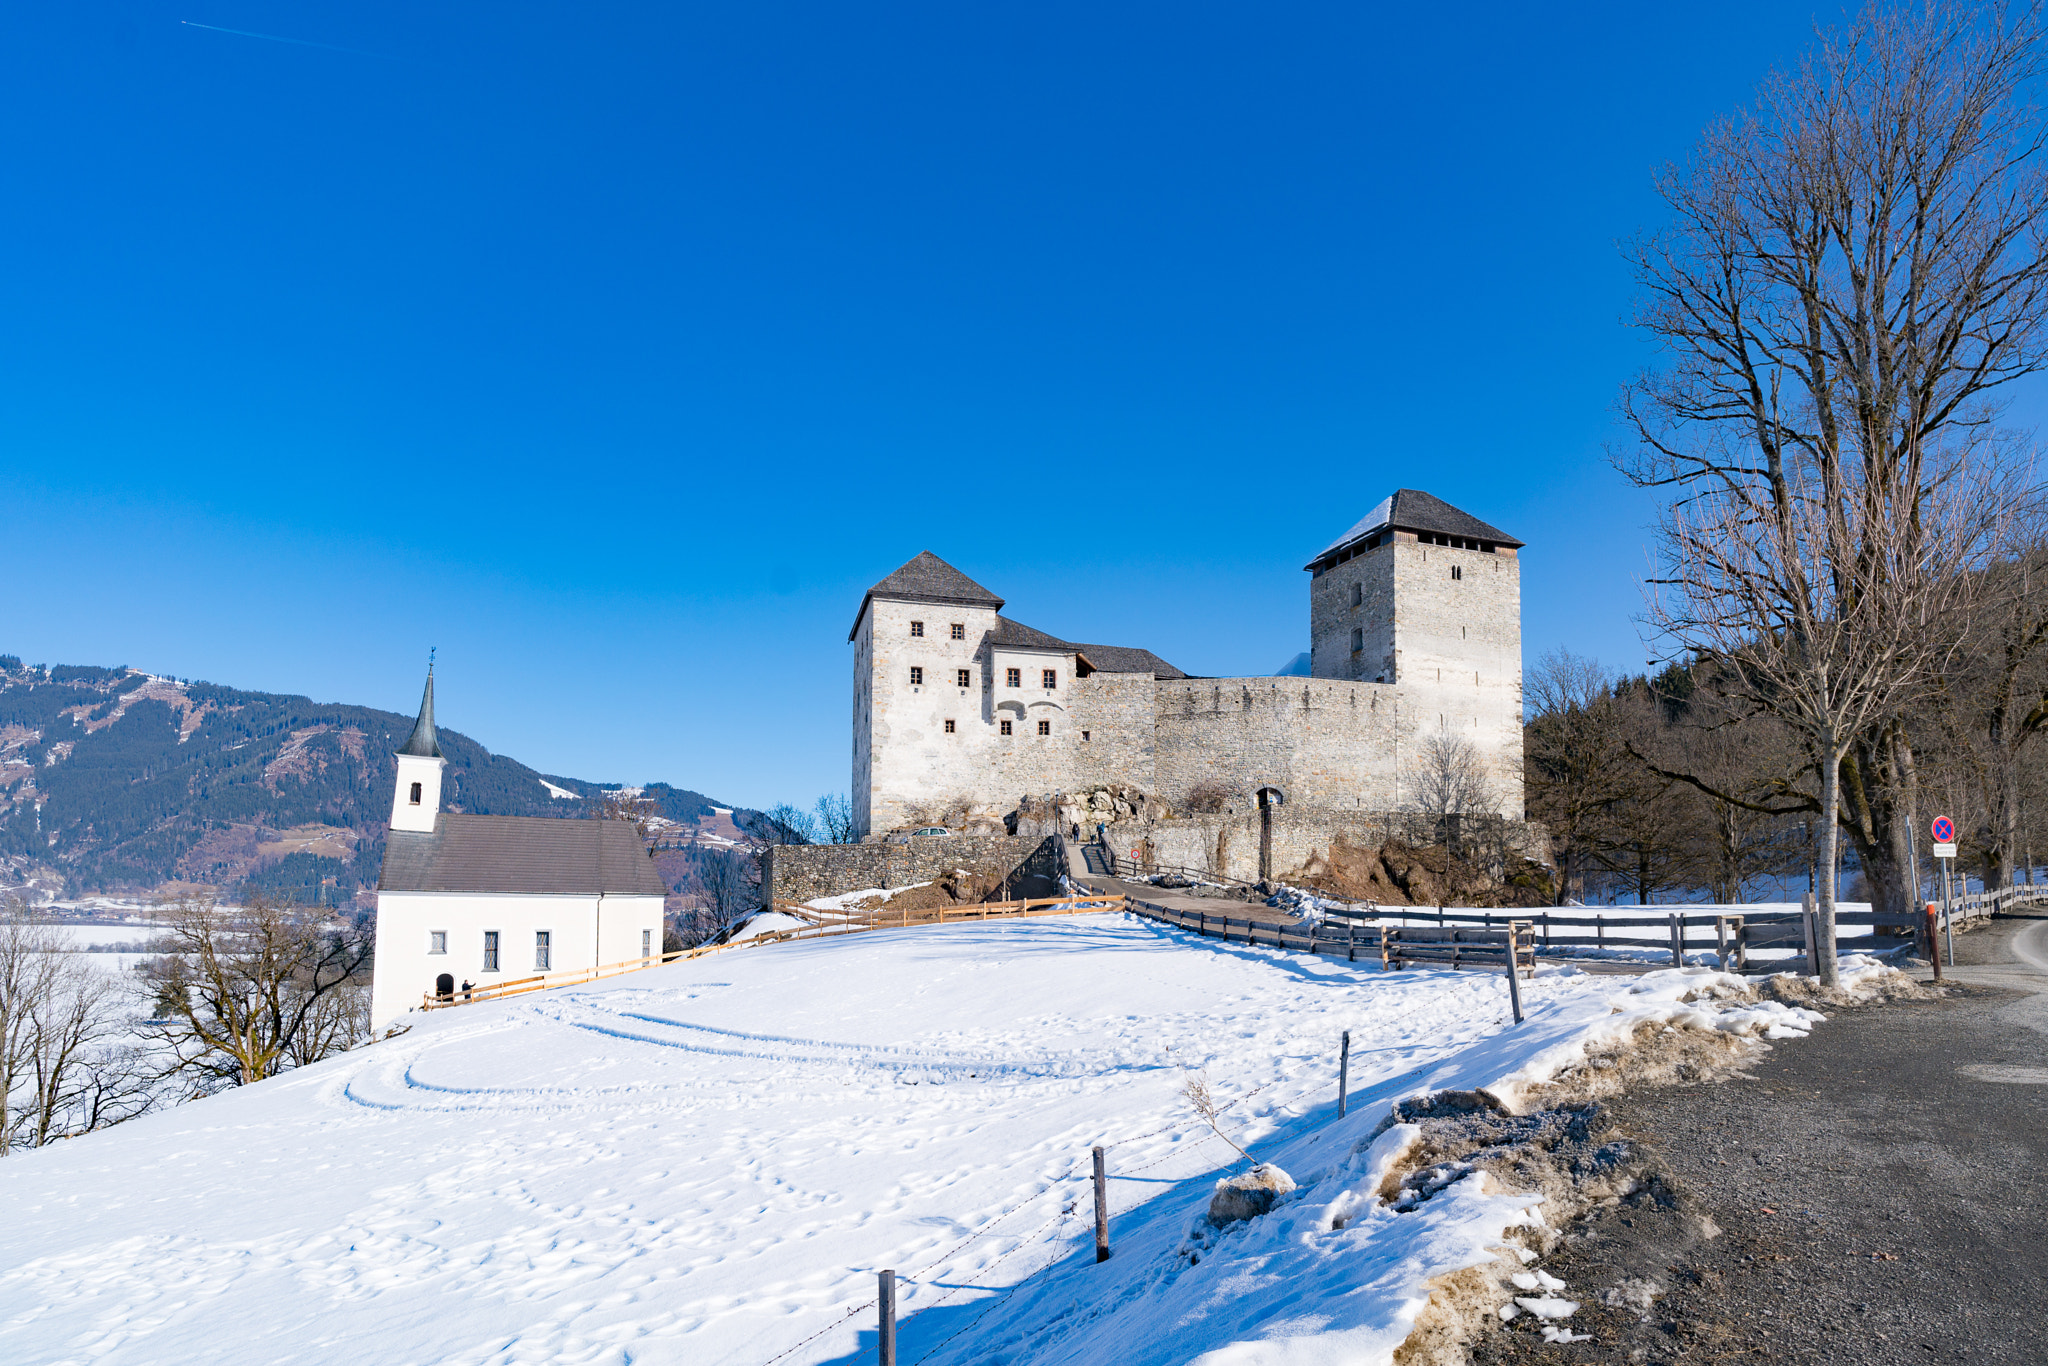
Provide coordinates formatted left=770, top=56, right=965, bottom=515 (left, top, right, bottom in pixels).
left=0, top=912, right=1829, bottom=1365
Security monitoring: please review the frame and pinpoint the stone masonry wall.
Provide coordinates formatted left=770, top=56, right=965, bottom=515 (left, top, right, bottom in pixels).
left=1100, top=809, right=1549, bottom=886
left=1151, top=677, right=1404, bottom=813
left=762, top=835, right=1062, bottom=906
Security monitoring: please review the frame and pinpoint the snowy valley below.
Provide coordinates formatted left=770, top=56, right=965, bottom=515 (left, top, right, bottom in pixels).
left=0, top=911, right=1851, bottom=1366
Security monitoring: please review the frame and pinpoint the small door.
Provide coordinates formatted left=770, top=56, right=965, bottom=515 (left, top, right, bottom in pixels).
left=435, top=973, right=455, bottom=1000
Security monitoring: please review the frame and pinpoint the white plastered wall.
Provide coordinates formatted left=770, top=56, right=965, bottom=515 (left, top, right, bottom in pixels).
left=371, top=890, right=665, bottom=1030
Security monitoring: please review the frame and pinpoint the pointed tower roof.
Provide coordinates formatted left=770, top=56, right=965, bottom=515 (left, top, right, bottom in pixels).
left=848, top=552, right=1005, bottom=640
left=397, top=667, right=442, bottom=759
left=1305, top=489, right=1523, bottom=570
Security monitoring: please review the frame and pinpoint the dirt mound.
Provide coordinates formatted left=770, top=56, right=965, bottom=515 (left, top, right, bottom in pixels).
left=1286, top=837, right=1554, bottom=908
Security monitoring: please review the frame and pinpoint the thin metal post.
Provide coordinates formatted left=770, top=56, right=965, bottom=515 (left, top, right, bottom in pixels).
left=878, top=1269, right=896, bottom=1366
left=1092, top=1146, right=1110, bottom=1263
left=1337, top=1030, right=1351, bottom=1118
left=1942, top=860, right=1955, bottom=966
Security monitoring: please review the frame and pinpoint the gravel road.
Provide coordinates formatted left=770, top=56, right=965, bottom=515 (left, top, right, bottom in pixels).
left=1473, top=912, right=2048, bottom=1365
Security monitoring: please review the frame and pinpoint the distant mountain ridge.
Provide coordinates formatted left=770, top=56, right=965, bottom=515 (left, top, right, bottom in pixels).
left=0, top=656, right=739, bottom=901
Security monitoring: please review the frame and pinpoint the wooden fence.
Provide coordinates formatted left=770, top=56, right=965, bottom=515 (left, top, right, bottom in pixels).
left=417, top=893, right=1129, bottom=1012
left=421, top=882, right=2048, bottom=1011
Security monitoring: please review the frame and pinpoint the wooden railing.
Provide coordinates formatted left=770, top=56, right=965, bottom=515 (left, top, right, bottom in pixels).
left=417, top=893, right=1130, bottom=1012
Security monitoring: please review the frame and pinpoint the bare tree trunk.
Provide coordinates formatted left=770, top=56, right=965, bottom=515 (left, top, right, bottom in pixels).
left=1818, top=746, right=1843, bottom=987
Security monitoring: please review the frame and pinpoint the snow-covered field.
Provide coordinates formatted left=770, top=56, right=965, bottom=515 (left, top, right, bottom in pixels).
left=0, top=911, right=1833, bottom=1366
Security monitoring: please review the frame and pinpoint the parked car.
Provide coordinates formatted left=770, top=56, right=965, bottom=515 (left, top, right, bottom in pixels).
left=910, top=826, right=951, bottom=837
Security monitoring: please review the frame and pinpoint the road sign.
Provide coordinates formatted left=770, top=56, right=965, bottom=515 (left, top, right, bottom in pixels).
left=1933, top=843, right=1957, bottom=858
left=1931, top=816, right=1956, bottom=845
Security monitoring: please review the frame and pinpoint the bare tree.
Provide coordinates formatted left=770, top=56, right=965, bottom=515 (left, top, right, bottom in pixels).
left=589, top=788, right=660, bottom=837
left=1525, top=650, right=1636, bottom=902
left=758, top=803, right=818, bottom=845
left=143, top=891, right=374, bottom=1087
left=1621, top=0, right=2048, bottom=978
left=685, top=849, right=758, bottom=946
left=0, top=902, right=60, bottom=1155
left=812, top=793, right=858, bottom=845
left=1407, top=731, right=1496, bottom=818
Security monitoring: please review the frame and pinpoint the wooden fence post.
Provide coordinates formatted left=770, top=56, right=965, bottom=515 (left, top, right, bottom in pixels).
left=1347, top=919, right=1357, bottom=963
left=1092, top=1146, right=1111, bottom=1263
left=1337, top=1030, right=1351, bottom=1118
left=1924, top=902, right=1944, bottom=982
left=1715, top=916, right=1729, bottom=972
left=878, top=1269, right=896, bottom=1365
left=1668, top=913, right=1683, bottom=967
left=1505, top=943, right=1524, bottom=1024
left=1734, top=916, right=1747, bottom=972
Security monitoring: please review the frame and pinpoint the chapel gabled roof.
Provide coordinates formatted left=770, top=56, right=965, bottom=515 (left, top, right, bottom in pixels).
left=848, top=552, right=1005, bottom=640
left=1306, top=489, right=1523, bottom=570
left=397, top=668, right=442, bottom=758
left=378, top=813, right=667, bottom=896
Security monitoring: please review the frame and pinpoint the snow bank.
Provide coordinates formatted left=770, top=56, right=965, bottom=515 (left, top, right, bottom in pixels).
left=0, top=912, right=1873, bottom=1366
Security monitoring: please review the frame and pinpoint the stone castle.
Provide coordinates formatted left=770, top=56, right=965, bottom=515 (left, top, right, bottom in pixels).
left=849, top=489, right=1524, bottom=841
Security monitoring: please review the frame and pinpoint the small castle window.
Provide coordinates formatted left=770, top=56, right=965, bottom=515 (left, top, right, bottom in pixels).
left=910, top=621, right=924, bottom=637
left=956, top=669, right=971, bottom=688
left=483, top=931, right=500, bottom=973
left=1350, top=582, right=1362, bottom=607
left=950, top=623, right=965, bottom=640
left=1006, top=667, right=1021, bottom=687
left=1042, top=669, right=1057, bottom=689
left=535, top=931, right=551, bottom=971
left=409, top=781, right=422, bottom=805
left=1451, top=565, right=1463, bottom=580
left=1082, top=730, right=1091, bottom=741
left=429, top=931, right=447, bottom=955
left=910, top=667, right=923, bottom=685
left=944, top=718, right=956, bottom=733
left=1000, top=720, right=1013, bottom=735
left=1350, top=628, right=1363, bottom=652
left=1037, top=719, right=1051, bottom=736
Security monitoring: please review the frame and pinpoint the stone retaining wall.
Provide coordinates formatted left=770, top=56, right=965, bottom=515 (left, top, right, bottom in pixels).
left=762, top=835, right=1062, bottom=907
left=1099, top=808, right=1549, bottom=887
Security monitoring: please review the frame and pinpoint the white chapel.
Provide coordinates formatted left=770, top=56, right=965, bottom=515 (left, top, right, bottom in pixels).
left=369, top=667, right=667, bottom=1031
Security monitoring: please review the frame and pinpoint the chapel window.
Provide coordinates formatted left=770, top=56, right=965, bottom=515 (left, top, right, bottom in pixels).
left=910, top=621, right=924, bottom=637
left=1006, top=667, right=1021, bottom=687
left=409, top=781, right=422, bottom=805
left=950, top=623, right=965, bottom=640
left=642, top=929, right=652, bottom=960
left=429, top=931, right=447, bottom=955
left=1000, top=720, right=1013, bottom=735
left=1042, top=669, right=1057, bottom=689
left=535, top=931, right=551, bottom=971
left=483, top=931, right=500, bottom=973
left=1037, top=720, right=1051, bottom=736
left=956, top=669, right=971, bottom=688
left=910, top=667, right=923, bottom=685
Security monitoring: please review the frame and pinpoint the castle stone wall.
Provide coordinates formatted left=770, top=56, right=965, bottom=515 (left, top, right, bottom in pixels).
left=1151, top=677, right=1404, bottom=813
left=763, top=835, right=1060, bottom=906
left=1101, top=809, right=1549, bottom=887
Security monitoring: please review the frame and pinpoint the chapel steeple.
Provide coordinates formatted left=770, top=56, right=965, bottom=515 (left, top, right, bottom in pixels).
left=389, top=656, right=447, bottom=834
left=398, top=662, right=442, bottom=758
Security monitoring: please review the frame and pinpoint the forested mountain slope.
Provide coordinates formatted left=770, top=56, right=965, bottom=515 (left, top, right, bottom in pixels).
left=0, top=657, right=733, bottom=900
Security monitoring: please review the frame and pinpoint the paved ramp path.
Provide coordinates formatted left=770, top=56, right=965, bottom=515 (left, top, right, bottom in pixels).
left=1476, top=913, right=2048, bottom=1366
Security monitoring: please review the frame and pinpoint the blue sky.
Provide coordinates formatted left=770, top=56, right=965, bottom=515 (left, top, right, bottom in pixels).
left=1, top=2, right=1872, bottom=808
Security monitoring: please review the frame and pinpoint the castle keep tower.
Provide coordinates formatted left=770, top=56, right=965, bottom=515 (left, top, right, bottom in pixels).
left=1305, top=490, right=1524, bottom=818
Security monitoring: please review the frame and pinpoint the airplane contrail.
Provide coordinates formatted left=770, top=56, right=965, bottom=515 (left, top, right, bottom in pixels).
left=179, top=19, right=399, bottom=61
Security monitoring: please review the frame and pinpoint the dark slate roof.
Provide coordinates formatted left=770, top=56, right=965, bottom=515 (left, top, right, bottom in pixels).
left=989, top=615, right=1075, bottom=653
left=378, top=814, right=667, bottom=896
left=1307, top=489, right=1523, bottom=569
left=1072, top=643, right=1188, bottom=679
left=397, top=670, right=442, bottom=758
left=848, top=552, right=1005, bottom=640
